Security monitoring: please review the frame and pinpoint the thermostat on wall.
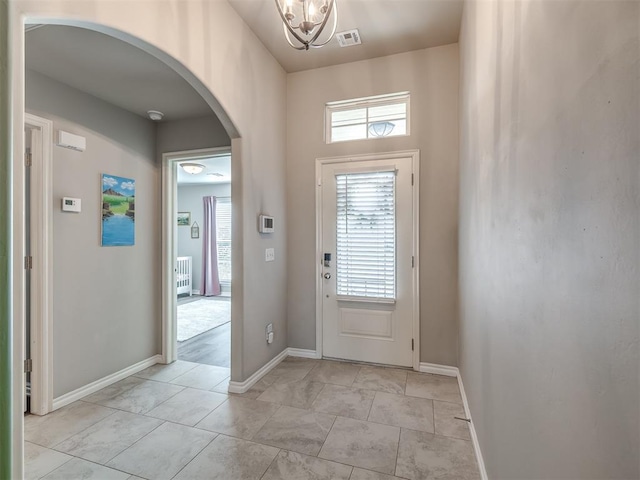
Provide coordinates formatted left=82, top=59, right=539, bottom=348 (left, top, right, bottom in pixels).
left=259, top=214, right=274, bottom=233
left=62, top=197, right=81, bottom=213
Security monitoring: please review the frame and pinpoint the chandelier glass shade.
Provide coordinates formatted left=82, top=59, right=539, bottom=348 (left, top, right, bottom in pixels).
left=181, top=163, right=205, bottom=175
left=275, top=0, right=338, bottom=50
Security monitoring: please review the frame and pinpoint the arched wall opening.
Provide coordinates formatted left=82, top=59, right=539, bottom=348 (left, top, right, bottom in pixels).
left=9, top=5, right=290, bottom=477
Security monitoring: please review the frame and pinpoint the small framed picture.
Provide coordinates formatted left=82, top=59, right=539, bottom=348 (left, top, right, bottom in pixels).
left=191, top=222, right=200, bottom=239
left=177, top=212, right=191, bottom=226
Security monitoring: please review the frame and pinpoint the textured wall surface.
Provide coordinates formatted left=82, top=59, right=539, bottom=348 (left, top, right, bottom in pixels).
left=458, top=1, right=640, bottom=477
left=287, top=45, right=460, bottom=365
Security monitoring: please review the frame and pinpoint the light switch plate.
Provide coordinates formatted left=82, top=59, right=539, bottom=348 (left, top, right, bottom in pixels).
left=265, top=248, right=275, bottom=262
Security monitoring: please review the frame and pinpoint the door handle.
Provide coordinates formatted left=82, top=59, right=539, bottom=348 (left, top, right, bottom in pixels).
left=323, top=272, right=331, bottom=279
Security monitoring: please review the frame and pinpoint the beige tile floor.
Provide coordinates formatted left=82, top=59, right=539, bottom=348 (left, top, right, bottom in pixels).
left=25, top=357, right=480, bottom=480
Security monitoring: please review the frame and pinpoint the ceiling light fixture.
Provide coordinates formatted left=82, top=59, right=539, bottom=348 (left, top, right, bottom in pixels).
left=147, top=110, right=164, bottom=121
left=368, top=121, right=395, bottom=137
left=181, top=163, right=205, bottom=175
left=275, top=0, right=338, bottom=51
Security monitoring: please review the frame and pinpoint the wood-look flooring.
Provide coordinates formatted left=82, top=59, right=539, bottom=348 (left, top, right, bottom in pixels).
left=178, top=322, right=230, bottom=367
left=177, top=294, right=230, bottom=368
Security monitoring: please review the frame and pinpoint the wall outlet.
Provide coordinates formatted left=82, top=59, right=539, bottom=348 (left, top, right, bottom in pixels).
left=265, top=248, right=275, bottom=262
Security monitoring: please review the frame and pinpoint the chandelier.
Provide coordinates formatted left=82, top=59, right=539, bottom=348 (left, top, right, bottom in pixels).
left=275, top=0, right=338, bottom=50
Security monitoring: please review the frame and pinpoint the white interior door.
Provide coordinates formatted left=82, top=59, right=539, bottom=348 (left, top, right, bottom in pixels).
left=320, top=155, right=415, bottom=367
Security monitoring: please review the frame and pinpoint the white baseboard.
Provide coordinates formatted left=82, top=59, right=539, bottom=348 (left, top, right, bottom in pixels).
left=52, top=354, right=162, bottom=410
left=191, top=289, right=200, bottom=295
left=457, top=371, right=488, bottom=480
left=419, top=362, right=459, bottom=377
left=227, top=349, right=289, bottom=394
left=417, top=362, right=488, bottom=479
left=287, top=348, right=320, bottom=359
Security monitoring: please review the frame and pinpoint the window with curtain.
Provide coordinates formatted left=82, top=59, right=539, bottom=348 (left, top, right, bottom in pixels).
left=336, top=171, right=396, bottom=300
left=216, top=198, right=232, bottom=286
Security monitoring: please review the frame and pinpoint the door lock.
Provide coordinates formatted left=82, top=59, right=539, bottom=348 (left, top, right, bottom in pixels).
left=323, top=272, right=331, bottom=279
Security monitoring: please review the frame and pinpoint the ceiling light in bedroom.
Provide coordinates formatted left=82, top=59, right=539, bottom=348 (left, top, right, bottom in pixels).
left=181, top=163, right=205, bottom=175
left=275, top=0, right=338, bottom=50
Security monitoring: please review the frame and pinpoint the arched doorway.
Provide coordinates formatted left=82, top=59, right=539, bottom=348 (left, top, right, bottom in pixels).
left=12, top=17, right=244, bottom=479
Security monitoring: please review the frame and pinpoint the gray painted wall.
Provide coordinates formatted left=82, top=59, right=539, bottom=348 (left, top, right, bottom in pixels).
left=156, top=115, right=230, bottom=155
left=286, top=45, right=460, bottom=365
left=458, top=1, right=639, bottom=478
left=26, top=70, right=160, bottom=397
left=177, top=183, right=231, bottom=293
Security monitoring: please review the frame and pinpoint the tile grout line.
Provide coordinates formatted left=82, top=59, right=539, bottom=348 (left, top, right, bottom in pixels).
left=30, top=450, right=75, bottom=480
left=258, top=448, right=282, bottom=480
left=395, top=426, right=403, bottom=479
left=40, top=408, right=119, bottom=451
left=100, top=420, right=169, bottom=472
left=167, top=431, right=219, bottom=480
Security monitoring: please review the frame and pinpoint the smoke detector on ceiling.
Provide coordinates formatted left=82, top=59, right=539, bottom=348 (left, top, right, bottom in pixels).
left=336, top=29, right=362, bottom=48
left=147, top=110, right=164, bottom=121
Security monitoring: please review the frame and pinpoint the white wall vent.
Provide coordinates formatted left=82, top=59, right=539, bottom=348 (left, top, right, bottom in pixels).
left=336, top=29, right=361, bottom=48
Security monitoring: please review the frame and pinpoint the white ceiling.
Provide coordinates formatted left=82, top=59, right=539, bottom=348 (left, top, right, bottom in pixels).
left=26, top=26, right=213, bottom=121
left=228, top=0, right=464, bottom=73
left=177, top=155, right=232, bottom=185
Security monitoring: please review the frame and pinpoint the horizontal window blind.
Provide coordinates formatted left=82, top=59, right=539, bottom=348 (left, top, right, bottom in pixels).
left=216, top=198, right=232, bottom=286
left=336, top=171, right=396, bottom=300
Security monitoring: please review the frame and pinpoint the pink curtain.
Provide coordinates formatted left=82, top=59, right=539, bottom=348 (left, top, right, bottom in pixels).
left=201, top=196, right=221, bottom=296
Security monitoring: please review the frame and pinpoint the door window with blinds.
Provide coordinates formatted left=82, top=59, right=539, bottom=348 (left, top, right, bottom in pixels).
left=216, top=198, right=232, bottom=287
left=335, top=170, right=396, bottom=301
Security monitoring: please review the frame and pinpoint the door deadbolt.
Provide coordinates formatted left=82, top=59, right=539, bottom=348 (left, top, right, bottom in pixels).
left=323, top=272, right=331, bottom=279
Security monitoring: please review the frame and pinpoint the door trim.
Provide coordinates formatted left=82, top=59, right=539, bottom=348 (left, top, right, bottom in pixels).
left=25, top=113, right=54, bottom=415
left=161, top=146, right=232, bottom=365
left=315, top=150, right=420, bottom=370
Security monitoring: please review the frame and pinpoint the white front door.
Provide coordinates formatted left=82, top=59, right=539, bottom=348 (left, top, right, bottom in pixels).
left=320, top=155, right=416, bottom=367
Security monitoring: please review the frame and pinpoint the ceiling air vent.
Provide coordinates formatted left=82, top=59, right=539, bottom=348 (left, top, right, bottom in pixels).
left=336, top=29, right=362, bottom=48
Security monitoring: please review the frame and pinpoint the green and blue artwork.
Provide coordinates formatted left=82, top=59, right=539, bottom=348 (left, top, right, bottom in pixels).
left=101, top=174, right=135, bottom=246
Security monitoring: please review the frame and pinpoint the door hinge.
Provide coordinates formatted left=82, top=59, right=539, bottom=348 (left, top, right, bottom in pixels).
left=24, top=358, right=32, bottom=373
left=25, top=151, right=32, bottom=167
left=411, top=173, right=414, bottom=186
left=412, top=339, right=414, bottom=351
left=24, top=256, right=33, bottom=270
left=411, top=256, right=415, bottom=268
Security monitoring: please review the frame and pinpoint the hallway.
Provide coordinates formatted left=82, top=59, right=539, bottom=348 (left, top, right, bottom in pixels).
left=24, top=357, right=479, bottom=479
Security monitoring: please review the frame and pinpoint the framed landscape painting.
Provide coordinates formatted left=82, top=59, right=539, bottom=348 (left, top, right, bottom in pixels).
left=101, top=174, right=135, bottom=246
left=177, top=212, right=191, bottom=226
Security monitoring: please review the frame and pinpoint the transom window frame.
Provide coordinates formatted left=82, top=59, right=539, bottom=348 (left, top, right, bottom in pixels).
left=325, top=92, right=411, bottom=144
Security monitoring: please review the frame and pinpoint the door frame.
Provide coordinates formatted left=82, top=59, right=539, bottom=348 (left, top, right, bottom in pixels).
left=315, top=150, right=421, bottom=371
left=24, top=113, right=54, bottom=415
left=161, top=146, right=232, bottom=365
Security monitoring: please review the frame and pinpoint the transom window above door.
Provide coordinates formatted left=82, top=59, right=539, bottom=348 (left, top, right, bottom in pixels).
left=325, top=92, right=410, bottom=143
